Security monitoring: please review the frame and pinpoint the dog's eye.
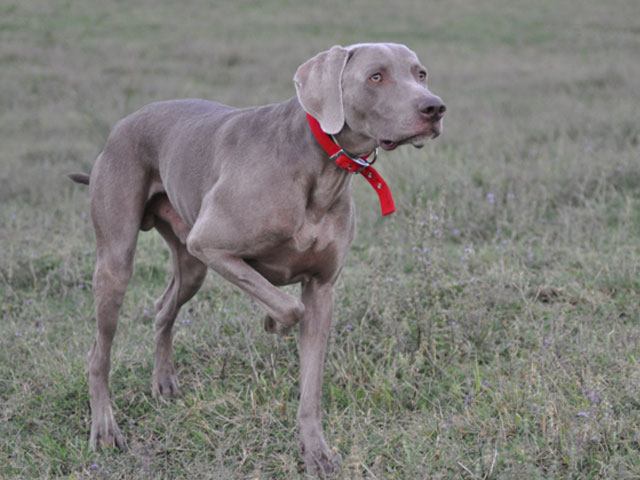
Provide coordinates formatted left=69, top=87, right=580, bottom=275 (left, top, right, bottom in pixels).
left=418, top=71, right=427, bottom=81
left=369, top=73, right=383, bottom=83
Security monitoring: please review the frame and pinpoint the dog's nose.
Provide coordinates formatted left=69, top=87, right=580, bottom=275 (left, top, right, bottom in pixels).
left=419, top=96, right=446, bottom=120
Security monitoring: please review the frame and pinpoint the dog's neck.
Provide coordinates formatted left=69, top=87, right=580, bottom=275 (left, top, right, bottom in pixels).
left=303, top=108, right=395, bottom=216
left=332, top=123, right=378, bottom=158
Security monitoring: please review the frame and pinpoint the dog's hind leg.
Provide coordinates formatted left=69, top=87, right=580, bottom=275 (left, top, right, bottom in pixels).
left=151, top=208, right=207, bottom=398
left=87, top=152, right=146, bottom=450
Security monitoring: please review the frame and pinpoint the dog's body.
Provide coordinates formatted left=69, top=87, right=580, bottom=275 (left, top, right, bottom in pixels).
left=71, top=43, right=445, bottom=475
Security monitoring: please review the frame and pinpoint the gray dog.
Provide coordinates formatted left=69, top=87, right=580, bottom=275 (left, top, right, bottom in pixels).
left=69, top=42, right=445, bottom=475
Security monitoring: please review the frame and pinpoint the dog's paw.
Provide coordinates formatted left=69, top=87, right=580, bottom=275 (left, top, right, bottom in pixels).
left=152, top=371, right=181, bottom=398
left=264, top=314, right=295, bottom=336
left=300, top=436, right=341, bottom=477
left=90, top=406, right=127, bottom=451
left=263, top=298, right=304, bottom=335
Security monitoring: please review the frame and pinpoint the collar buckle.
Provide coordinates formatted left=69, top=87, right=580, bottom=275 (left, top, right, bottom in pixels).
left=329, top=147, right=378, bottom=174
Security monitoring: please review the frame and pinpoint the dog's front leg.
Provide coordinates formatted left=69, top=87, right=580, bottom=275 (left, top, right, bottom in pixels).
left=186, top=239, right=305, bottom=331
left=297, top=278, right=340, bottom=476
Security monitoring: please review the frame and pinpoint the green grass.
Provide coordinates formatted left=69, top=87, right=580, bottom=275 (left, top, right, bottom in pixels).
left=2, top=0, right=640, bottom=478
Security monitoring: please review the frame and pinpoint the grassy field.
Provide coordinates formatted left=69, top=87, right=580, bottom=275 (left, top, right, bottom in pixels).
left=2, top=0, right=640, bottom=478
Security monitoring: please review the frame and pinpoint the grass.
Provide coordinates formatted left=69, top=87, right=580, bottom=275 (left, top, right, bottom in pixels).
left=1, top=0, right=640, bottom=478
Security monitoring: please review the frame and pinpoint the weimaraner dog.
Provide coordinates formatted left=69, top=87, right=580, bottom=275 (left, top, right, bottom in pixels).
left=69, top=42, right=445, bottom=475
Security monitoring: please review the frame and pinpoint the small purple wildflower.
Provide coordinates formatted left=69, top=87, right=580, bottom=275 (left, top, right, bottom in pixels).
left=81, top=212, right=87, bottom=218
left=423, top=247, right=428, bottom=253
left=223, top=308, right=229, bottom=313
left=583, top=390, right=600, bottom=403
left=25, top=299, right=33, bottom=305
left=470, top=276, right=477, bottom=282
left=449, top=321, right=457, bottom=326
left=181, top=317, right=190, bottom=324
left=507, top=193, right=515, bottom=199
left=464, top=392, right=474, bottom=406
left=432, top=215, right=439, bottom=221
left=527, top=252, right=534, bottom=259
left=15, top=332, right=22, bottom=337
left=385, top=277, right=394, bottom=282
left=83, top=250, right=90, bottom=255
left=502, top=239, right=508, bottom=245
left=412, top=246, right=420, bottom=252
left=543, top=338, right=550, bottom=346
left=37, top=327, right=46, bottom=333
left=129, top=419, right=136, bottom=425
left=143, top=309, right=150, bottom=316
left=91, top=463, right=99, bottom=470
left=419, top=221, right=427, bottom=227
left=487, top=193, right=495, bottom=203
left=577, top=412, right=590, bottom=418
left=434, top=229, right=441, bottom=236
left=77, top=284, right=84, bottom=289
left=452, top=229, right=460, bottom=236
left=10, top=214, right=16, bottom=220
left=465, top=248, right=472, bottom=254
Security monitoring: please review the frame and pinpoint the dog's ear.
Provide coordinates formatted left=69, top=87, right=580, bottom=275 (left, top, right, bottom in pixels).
left=294, top=46, right=349, bottom=135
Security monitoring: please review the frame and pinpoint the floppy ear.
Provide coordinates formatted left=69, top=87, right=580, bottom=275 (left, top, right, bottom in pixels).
left=294, top=45, right=349, bottom=135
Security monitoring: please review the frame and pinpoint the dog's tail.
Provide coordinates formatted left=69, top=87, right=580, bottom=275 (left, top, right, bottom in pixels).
left=68, top=172, right=90, bottom=185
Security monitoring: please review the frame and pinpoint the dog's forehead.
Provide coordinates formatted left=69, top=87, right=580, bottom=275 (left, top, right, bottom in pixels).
left=345, top=42, right=421, bottom=67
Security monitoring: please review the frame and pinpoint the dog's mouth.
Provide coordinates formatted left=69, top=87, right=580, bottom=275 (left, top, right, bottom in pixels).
left=379, top=123, right=441, bottom=151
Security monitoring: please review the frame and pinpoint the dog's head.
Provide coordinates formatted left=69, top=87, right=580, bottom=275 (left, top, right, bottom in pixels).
left=294, top=43, right=445, bottom=152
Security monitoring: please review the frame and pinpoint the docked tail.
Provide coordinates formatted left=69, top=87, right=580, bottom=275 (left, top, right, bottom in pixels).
left=68, top=172, right=90, bottom=185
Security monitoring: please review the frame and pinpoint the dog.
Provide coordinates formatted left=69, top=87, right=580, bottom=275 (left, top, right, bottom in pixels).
left=69, top=42, right=445, bottom=475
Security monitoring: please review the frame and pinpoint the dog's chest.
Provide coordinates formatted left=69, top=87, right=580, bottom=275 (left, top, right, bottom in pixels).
left=247, top=213, right=351, bottom=286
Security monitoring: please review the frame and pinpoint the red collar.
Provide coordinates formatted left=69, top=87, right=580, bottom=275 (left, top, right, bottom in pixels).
left=306, top=114, right=395, bottom=216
